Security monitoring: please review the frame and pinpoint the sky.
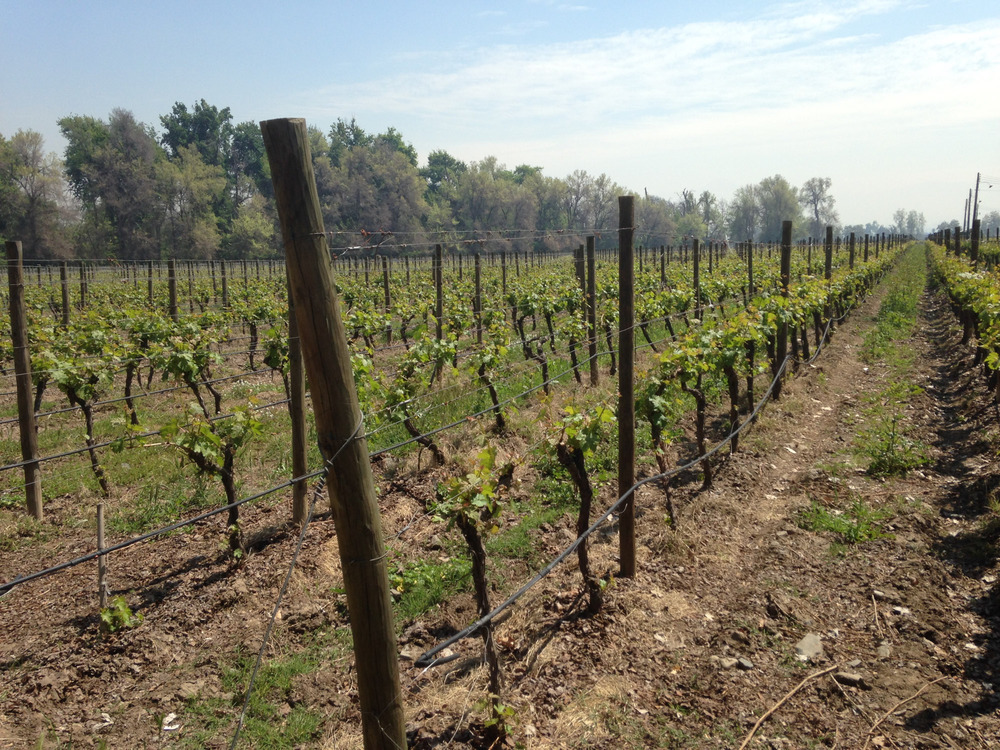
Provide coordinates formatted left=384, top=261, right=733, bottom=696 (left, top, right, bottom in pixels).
left=2, top=0, right=998, bottom=230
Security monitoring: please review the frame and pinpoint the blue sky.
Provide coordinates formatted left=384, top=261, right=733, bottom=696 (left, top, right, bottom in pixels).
left=2, top=0, right=998, bottom=229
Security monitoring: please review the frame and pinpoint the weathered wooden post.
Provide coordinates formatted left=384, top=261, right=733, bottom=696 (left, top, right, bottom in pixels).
left=774, top=221, right=792, bottom=400
left=6, top=241, right=43, bottom=520
left=587, top=236, right=598, bottom=387
left=261, top=118, right=405, bottom=750
left=971, top=218, right=981, bottom=269
left=692, top=238, right=701, bottom=320
left=474, top=253, right=483, bottom=345
left=382, top=256, right=392, bottom=345
left=167, top=259, right=179, bottom=322
left=60, top=260, right=70, bottom=327
left=618, top=197, right=636, bottom=578
left=287, top=261, right=308, bottom=527
left=434, top=244, right=444, bottom=342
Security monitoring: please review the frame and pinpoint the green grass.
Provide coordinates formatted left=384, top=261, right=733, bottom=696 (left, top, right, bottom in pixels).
left=853, top=246, right=931, bottom=476
left=389, top=555, right=472, bottom=621
left=797, top=498, right=894, bottom=545
left=855, top=382, right=930, bottom=477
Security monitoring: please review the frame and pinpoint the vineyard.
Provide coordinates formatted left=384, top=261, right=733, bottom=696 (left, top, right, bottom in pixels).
left=2, top=185, right=1000, bottom=747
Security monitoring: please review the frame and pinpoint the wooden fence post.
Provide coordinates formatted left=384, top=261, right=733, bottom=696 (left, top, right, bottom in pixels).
left=474, top=253, right=483, bottom=345
left=97, top=502, right=108, bottom=609
left=286, top=263, right=308, bottom=526
left=587, top=236, right=598, bottom=387
left=167, top=259, right=179, bottom=322
left=261, top=117, right=406, bottom=750
left=774, top=221, right=792, bottom=400
left=6, top=241, right=43, bottom=520
left=434, top=244, right=444, bottom=342
left=60, top=260, right=70, bottom=327
left=971, top=218, right=981, bottom=269
left=618, top=196, right=636, bottom=579
left=78, top=261, right=87, bottom=309
left=382, top=256, right=392, bottom=345
left=692, top=239, right=701, bottom=320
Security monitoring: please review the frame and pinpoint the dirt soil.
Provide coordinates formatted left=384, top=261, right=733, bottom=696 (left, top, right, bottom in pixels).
left=2, top=273, right=999, bottom=749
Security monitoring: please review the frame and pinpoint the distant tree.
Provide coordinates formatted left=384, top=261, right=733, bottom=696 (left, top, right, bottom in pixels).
left=229, top=121, right=271, bottom=205
left=980, top=210, right=1000, bottom=235
left=328, top=117, right=373, bottom=168
left=698, top=190, right=725, bottom=238
left=157, top=145, right=227, bottom=259
left=224, top=194, right=277, bottom=259
left=892, top=209, right=907, bottom=234
left=0, top=130, right=74, bottom=257
left=374, top=126, right=418, bottom=167
left=421, top=149, right=467, bottom=200
left=635, top=193, right=675, bottom=250
left=0, top=134, right=19, bottom=240
left=58, top=114, right=110, bottom=207
left=677, top=189, right=698, bottom=216
left=676, top=212, right=707, bottom=241
left=59, top=109, right=164, bottom=260
left=756, top=175, right=801, bottom=242
left=727, top=184, right=760, bottom=242
left=904, top=210, right=925, bottom=237
left=799, top=177, right=839, bottom=240
left=160, top=99, right=233, bottom=167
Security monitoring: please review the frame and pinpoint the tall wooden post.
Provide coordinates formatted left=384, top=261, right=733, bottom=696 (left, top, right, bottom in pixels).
left=774, top=221, right=792, bottom=400
left=849, top=232, right=856, bottom=270
left=692, top=239, right=701, bottom=320
left=824, top=226, right=834, bottom=328
left=434, top=244, right=444, bottom=342
left=286, top=263, right=308, bottom=526
left=382, top=256, right=392, bottom=345
left=167, top=259, right=179, bottom=322
left=618, top=197, right=636, bottom=578
left=6, top=241, right=43, bottom=520
left=474, top=253, right=483, bottom=345
left=587, top=236, right=598, bottom=387
left=971, top=218, right=981, bottom=269
left=261, top=118, right=405, bottom=750
left=60, top=260, right=70, bottom=327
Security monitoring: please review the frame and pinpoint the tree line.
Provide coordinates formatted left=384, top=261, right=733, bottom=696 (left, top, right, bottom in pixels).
left=0, top=99, right=950, bottom=261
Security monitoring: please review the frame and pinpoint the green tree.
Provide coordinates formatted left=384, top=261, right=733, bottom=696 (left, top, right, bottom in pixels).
left=158, top=145, right=227, bottom=259
left=727, top=184, right=760, bottom=242
left=756, top=174, right=801, bottom=242
left=59, top=109, right=164, bottom=260
left=0, top=130, right=73, bottom=257
left=229, top=121, right=271, bottom=205
left=224, top=194, right=277, bottom=259
left=160, top=99, right=233, bottom=167
left=799, top=177, right=838, bottom=240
